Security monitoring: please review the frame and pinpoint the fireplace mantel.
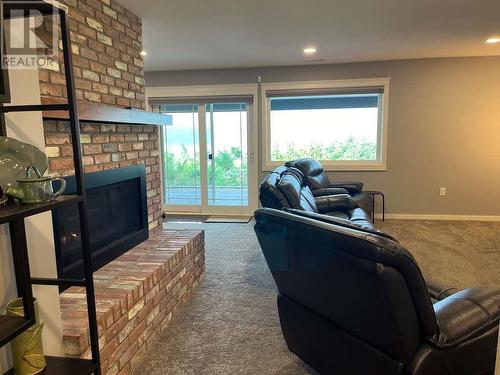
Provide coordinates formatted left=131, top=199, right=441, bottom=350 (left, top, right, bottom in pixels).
left=41, top=98, right=172, bottom=126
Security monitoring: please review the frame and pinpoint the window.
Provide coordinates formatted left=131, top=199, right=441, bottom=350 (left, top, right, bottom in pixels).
left=262, top=79, right=389, bottom=171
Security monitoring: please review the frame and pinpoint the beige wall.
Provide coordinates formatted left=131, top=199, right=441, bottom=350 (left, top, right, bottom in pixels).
left=146, top=56, right=500, bottom=216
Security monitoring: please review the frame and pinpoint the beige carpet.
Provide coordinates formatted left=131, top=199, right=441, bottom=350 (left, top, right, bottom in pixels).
left=378, top=220, right=500, bottom=289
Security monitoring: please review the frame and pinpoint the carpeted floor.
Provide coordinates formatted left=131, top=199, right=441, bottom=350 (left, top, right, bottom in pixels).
left=378, top=220, right=500, bottom=289
left=133, top=219, right=500, bottom=374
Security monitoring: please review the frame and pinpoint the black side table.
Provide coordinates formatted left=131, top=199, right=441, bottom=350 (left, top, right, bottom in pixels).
left=364, top=191, right=385, bottom=223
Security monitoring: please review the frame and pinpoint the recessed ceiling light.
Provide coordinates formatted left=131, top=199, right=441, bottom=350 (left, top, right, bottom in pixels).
left=485, top=37, right=500, bottom=44
left=303, top=47, right=317, bottom=55
left=140, top=50, right=147, bottom=56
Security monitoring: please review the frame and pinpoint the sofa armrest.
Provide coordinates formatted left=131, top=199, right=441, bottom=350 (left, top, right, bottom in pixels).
left=430, top=288, right=500, bottom=348
left=426, top=280, right=458, bottom=301
left=284, top=208, right=399, bottom=242
left=315, top=194, right=356, bottom=214
left=329, top=181, right=364, bottom=195
left=312, top=187, right=350, bottom=197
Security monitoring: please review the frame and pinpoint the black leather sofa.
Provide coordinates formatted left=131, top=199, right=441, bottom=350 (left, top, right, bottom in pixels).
left=260, top=165, right=374, bottom=230
left=254, top=208, right=500, bottom=375
left=286, top=158, right=372, bottom=215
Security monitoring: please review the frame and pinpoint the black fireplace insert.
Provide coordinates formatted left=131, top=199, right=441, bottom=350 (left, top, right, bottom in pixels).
left=52, top=165, right=149, bottom=287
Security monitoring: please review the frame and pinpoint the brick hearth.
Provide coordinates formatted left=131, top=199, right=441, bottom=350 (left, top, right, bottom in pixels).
left=59, top=230, right=205, bottom=375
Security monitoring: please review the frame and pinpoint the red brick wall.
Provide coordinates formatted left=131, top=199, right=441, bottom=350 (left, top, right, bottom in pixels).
left=40, top=1, right=163, bottom=231
left=39, top=0, right=145, bottom=109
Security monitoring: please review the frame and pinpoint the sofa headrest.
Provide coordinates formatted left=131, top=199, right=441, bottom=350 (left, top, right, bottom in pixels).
left=286, top=158, right=324, bottom=178
left=259, top=166, right=290, bottom=209
left=285, top=158, right=331, bottom=190
left=276, top=168, right=318, bottom=212
left=260, top=166, right=288, bottom=188
left=276, top=168, right=303, bottom=208
left=280, top=167, right=307, bottom=187
left=270, top=165, right=288, bottom=175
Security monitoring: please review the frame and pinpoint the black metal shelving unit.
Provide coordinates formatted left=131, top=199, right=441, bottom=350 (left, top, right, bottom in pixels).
left=0, top=1, right=100, bottom=374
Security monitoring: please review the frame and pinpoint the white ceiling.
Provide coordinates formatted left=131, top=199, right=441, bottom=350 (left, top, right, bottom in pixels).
left=118, top=0, right=500, bottom=72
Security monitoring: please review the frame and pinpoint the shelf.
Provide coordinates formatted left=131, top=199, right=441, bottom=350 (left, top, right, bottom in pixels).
left=0, top=195, right=83, bottom=225
left=0, top=100, right=173, bottom=127
left=45, top=356, right=97, bottom=374
left=0, top=104, right=69, bottom=113
left=1, top=1, right=101, bottom=372
left=0, top=315, right=33, bottom=348
left=5, top=356, right=97, bottom=375
left=41, top=98, right=172, bottom=126
left=31, top=277, right=86, bottom=287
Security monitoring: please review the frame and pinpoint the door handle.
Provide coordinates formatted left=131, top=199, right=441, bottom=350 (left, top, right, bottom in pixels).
left=208, top=153, right=213, bottom=160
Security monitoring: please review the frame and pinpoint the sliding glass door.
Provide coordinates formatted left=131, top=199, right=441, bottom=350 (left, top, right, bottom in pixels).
left=206, top=103, right=248, bottom=208
left=161, top=101, right=252, bottom=214
left=162, top=104, right=201, bottom=208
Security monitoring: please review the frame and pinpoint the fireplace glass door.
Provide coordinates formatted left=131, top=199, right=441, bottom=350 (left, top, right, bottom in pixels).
left=161, top=101, right=253, bottom=214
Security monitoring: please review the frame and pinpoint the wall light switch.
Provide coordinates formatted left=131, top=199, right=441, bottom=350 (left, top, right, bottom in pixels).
left=440, top=187, right=447, bottom=197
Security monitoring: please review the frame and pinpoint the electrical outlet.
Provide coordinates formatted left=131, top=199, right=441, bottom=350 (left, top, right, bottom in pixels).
left=439, top=187, right=447, bottom=197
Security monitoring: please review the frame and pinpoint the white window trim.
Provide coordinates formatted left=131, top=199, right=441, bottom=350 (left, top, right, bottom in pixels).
left=146, top=84, right=260, bottom=213
left=261, top=78, right=390, bottom=172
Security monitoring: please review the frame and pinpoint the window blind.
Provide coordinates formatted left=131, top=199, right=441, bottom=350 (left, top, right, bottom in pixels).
left=265, top=86, right=384, bottom=97
left=269, top=94, right=380, bottom=111
left=160, top=103, right=247, bottom=113
left=149, top=95, right=253, bottom=106
left=266, top=86, right=383, bottom=111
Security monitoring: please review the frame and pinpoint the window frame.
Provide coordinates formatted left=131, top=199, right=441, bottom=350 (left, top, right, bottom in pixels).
left=261, top=78, right=390, bottom=171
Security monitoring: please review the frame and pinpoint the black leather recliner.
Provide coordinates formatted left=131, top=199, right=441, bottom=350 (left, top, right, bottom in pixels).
left=286, top=158, right=372, bottom=215
left=259, top=166, right=374, bottom=230
left=254, top=208, right=500, bottom=375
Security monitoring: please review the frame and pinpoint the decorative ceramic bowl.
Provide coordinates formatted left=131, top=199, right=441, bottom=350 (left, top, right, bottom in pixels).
left=0, top=137, right=48, bottom=193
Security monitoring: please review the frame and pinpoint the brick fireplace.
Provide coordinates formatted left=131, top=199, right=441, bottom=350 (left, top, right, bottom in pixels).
left=33, top=1, right=207, bottom=373
left=44, top=119, right=162, bottom=231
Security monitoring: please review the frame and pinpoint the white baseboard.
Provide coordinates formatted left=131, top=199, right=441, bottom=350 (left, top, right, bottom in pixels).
left=376, top=213, right=500, bottom=222
left=164, top=211, right=255, bottom=217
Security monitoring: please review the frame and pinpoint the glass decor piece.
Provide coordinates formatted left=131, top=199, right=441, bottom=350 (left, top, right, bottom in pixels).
left=0, top=136, right=48, bottom=195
